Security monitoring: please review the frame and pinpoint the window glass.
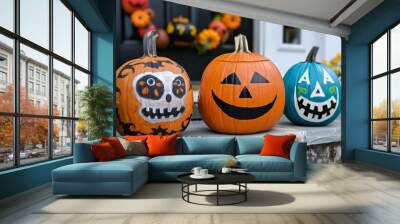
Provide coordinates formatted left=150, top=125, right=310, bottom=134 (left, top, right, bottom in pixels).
left=372, top=121, right=388, bottom=151
left=20, top=44, right=49, bottom=115
left=372, top=76, right=387, bottom=119
left=53, top=119, right=72, bottom=157
left=74, top=69, right=89, bottom=118
left=391, top=24, right=400, bottom=70
left=53, top=0, right=72, bottom=60
left=0, top=0, right=14, bottom=31
left=391, top=72, right=400, bottom=118
left=75, top=120, right=88, bottom=143
left=74, top=18, right=89, bottom=70
left=0, top=116, right=14, bottom=170
left=53, top=59, right=72, bottom=116
left=19, top=117, right=49, bottom=165
left=0, top=34, right=14, bottom=113
left=20, top=0, right=49, bottom=49
left=372, top=33, right=387, bottom=76
left=391, top=120, right=400, bottom=153
left=283, top=26, right=301, bottom=45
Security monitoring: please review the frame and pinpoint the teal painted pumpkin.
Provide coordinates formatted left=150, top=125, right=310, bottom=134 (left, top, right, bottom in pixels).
left=283, top=47, right=341, bottom=126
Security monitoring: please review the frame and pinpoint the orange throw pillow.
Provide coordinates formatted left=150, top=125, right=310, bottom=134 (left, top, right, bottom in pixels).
left=91, top=142, right=117, bottom=161
left=124, top=135, right=148, bottom=141
left=101, top=137, right=126, bottom=158
left=146, top=134, right=177, bottom=157
left=260, top=134, right=296, bottom=159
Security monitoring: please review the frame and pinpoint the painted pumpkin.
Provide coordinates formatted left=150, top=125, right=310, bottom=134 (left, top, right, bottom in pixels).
left=166, top=16, right=197, bottom=47
left=198, top=34, right=285, bottom=134
left=121, top=0, right=148, bottom=14
left=156, top=28, right=170, bottom=49
left=116, top=31, right=193, bottom=135
left=283, top=46, right=341, bottom=126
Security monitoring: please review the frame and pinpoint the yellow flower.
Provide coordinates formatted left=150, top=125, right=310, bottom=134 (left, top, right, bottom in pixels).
left=166, top=22, right=174, bottom=34
left=221, top=13, right=241, bottom=30
left=197, top=29, right=221, bottom=49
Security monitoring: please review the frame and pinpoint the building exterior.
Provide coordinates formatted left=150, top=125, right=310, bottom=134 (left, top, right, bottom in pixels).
left=256, top=22, right=341, bottom=76
left=0, top=41, right=75, bottom=154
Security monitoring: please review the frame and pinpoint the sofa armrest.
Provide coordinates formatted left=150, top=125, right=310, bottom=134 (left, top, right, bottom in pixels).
left=289, top=142, right=307, bottom=181
left=73, top=141, right=99, bottom=163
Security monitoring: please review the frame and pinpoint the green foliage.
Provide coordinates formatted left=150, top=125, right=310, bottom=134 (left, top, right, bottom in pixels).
left=79, top=84, right=113, bottom=140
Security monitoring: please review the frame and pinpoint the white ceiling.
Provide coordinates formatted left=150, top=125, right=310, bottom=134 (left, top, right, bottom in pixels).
left=165, top=0, right=384, bottom=38
left=228, top=0, right=352, bottom=22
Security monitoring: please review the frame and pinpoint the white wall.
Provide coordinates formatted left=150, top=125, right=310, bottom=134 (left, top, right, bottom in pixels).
left=257, top=21, right=341, bottom=77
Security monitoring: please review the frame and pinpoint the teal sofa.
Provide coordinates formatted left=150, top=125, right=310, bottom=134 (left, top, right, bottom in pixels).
left=52, top=136, right=307, bottom=196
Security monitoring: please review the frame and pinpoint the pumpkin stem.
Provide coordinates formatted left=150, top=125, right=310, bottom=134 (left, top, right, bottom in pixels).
left=306, top=46, right=319, bottom=62
left=143, top=31, right=158, bottom=57
left=234, top=34, right=250, bottom=53
left=150, top=32, right=158, bottom=57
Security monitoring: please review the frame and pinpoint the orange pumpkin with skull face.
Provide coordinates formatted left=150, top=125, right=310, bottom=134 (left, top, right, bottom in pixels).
left=198, top=34, right=285, bottom=134
left=116, top=31, right=193, bottom=135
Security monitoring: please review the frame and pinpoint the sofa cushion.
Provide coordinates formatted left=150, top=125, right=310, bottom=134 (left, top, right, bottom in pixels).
left=178, top=136, right=235, bottom=155
left=236, top=155, right=293, bottom=172
left=260, top=134, right=296, bottom=159
left=147, top=134, right=177, bottom=157
left=149, top=154, right=235, bottom=172
left=91, top=142, right=118, bottom=161
left=236, top=136, right=263, bottom=155
left=53, top=158, right=147, bottom=183
left=101, top=137, right=127, bottom=158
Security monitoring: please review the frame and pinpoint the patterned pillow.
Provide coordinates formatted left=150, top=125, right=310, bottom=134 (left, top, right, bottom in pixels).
left=118, top=137, right=147, bottom=156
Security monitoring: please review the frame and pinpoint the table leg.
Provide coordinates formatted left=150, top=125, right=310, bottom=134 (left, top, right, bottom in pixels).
left=217, top=184, right=219, bottom=206
left=245, top=183, right=247, bottom=201
left=195, top=184, right=197, bottom=192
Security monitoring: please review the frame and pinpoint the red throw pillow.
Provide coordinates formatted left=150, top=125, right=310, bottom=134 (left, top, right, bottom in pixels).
left=91, top=142, right=117, bottom=161
left=260, top=134, right=296, bottom=159
left=146, top=134, right=177, bottom=157
left=101, top=137, right=126, bottom=158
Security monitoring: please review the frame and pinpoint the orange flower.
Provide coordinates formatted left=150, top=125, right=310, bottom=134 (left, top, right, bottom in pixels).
left=197, top=29, right=221, bottom=50
left=130, top=10, right=151, bottom=28
left=222, top=13, right=241, bottom=30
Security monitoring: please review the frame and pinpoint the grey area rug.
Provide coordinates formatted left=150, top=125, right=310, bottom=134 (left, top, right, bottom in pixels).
left=37, top=183, right=362, bottom=214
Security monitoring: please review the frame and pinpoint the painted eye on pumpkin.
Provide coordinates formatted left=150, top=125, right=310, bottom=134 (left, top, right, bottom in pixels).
left=136, top=74, right=164, bottom=100
left=221, top=73, right=241, bottom=85
left=250, top=72, right=269, bottom=83
left=172, top=76, right=186, bottom=98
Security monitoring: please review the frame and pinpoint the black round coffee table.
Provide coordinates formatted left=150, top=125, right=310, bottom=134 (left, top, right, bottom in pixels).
left=177, top=173, right=255, bottom=206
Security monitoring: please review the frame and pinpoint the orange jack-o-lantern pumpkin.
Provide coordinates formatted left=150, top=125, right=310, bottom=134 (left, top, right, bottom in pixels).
left=198, top=34, right=285, bottom=134
left=116, top=31, right=193, bottom=135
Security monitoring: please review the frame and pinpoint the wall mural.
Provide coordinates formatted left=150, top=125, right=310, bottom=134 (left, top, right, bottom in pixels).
left=198, top=34, right=285, bottom=134
left=283, top=47, right=341, bottom=126
left=116, top=31, right=193, bottom=135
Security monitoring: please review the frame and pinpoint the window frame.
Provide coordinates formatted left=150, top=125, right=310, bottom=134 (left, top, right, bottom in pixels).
left=370, top=21, right=400, bottom=154
left=0, top=0, right=92, bottom=171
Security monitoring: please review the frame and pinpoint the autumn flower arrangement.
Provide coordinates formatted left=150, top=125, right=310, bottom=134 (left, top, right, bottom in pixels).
left=195, top=13, right=242, bottom=54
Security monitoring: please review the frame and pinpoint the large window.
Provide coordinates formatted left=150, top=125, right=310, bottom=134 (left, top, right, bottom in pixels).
left=283, top=26, right=301, bottom=45
left=370, top=23, right=400, bottom=153
left=0, top=0, right=91, bottom=170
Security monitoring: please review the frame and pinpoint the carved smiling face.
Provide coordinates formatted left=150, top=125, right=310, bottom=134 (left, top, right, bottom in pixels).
left=199, top=35, right=285, bottom=134
left=284, top=62, right=341, bottom=126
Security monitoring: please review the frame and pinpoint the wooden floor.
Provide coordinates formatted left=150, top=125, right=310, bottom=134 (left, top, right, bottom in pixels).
left=1, top=162, right=400, bottom=224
